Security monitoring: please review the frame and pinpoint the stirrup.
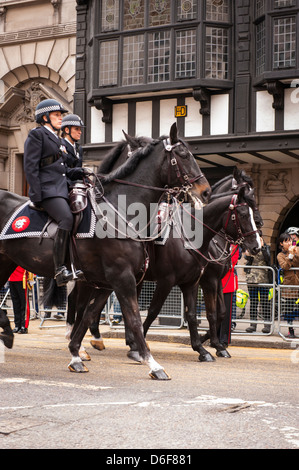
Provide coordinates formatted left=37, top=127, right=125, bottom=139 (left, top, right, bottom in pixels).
left=54, top=266, right=75, bottom=286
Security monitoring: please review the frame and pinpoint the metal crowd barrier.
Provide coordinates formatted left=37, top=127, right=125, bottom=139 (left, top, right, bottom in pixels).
left=0, top=281, right=39, bottom=322
left=1, top=268, right=298, bottom=341
left=277, top=268, right=299, bottom=342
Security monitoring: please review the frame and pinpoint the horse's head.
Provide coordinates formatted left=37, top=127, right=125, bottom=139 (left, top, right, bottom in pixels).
left=212, top=167, right=264, bottom=231
left=222, top=185, right=261, bottom=255
left=160, top=123, right=211, bottom=206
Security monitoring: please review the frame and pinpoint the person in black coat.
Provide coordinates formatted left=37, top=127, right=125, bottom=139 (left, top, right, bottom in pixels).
left=61, top=114, right=84, bottom=172
left=23, top=99, right=85, bottom=286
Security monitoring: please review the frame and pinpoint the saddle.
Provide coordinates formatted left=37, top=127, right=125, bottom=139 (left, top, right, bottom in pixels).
left=28, top=182, right=89, bottom=239
left=69, top=182, right=88, bottom=214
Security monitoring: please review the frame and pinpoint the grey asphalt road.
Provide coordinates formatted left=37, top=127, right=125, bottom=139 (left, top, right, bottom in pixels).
left=0, top=329, right=298, bottom=451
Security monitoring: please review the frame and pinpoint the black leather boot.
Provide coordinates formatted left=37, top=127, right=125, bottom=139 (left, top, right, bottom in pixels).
left=53, top=228, right=83, bottom=286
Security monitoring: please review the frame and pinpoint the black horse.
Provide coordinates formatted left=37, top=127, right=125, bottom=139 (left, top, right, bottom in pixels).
left=64, top=176, right=262, bottom=367
left=0, top=123, right=211, bottom=380
left=124, top=176, right=262, bottom=362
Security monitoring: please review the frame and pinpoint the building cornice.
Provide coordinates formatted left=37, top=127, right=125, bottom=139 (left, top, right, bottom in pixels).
left=0, top=21, right=76, bottom=45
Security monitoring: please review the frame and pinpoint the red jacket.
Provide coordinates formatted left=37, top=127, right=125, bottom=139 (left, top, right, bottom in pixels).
left=9, top=266, right=26, bottom=282
left=222, top=246, right=239, bottom=293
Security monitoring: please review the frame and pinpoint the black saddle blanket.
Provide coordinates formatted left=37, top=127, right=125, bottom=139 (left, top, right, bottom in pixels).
left=0, top=201, right=96, bottom=240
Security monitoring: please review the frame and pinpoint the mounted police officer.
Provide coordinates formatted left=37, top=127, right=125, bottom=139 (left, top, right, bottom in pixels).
left=61, top=114, right=84, bottom=171
left=23, top=99, right=85, bottom=287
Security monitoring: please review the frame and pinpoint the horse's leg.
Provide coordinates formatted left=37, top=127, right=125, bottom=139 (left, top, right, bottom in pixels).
left=89, top=310, right=105, bottom=351
left=126, top=280, right=172, bottom=364
left=114, top=274, right=170, bottom=380
left=180, top=283, right=215, bottom=362
left=65, top=281, right=78, bottom=340
left=68, top=289, right=111, bottom=372
left=0, top=255, right=18, bottom=348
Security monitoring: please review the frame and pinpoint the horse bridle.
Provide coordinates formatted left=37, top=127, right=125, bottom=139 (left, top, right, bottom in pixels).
left=223, top=194, right=258, bottom=245
left=163, top=138, right=205, bottom=189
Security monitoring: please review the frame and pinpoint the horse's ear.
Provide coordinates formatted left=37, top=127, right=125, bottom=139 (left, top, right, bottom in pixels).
left=169, top=122, right=178, bottom=144
left=237, top=184, right=246, bottom=202
left=233, top=166, right=240, bottom=179
left=122, top=130, right=139, bottom=150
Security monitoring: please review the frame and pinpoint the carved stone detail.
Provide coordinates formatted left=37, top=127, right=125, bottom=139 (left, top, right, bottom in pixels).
left=16, top=83, right=45, bottom=124
left=263, top=170, right=289, bottom=193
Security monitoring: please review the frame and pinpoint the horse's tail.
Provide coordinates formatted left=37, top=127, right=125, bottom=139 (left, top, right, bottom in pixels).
left=42, top=277, right=62, bottom=309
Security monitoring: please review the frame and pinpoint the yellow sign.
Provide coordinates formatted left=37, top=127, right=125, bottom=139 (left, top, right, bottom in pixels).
left=175, top=105, right=187, bottom=117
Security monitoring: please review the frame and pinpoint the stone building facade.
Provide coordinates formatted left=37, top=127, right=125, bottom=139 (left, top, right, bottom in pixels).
left=0, top=0, right=77, bottom=195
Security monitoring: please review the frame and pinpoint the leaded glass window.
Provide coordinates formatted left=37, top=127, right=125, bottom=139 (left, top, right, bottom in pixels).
left=205, top=27, right=228, bottom=79
left=149, top=0, right=171, bottom=27
left=177, top=0, right=197, bottom=21
left=273, top=16, right=296, bottom=68
left=175, top=30, right=196, bottom=78
left=122, top=35, right=144, bottom=85
left=101, top=0, right=119, bottom=32
left=256, top=0, right=265, bottom=17
left=123, top=0, right=145, bottom=30
left=97, top=1, right=232, bottom=90
left=274, top=0, right=295, bottom=8
left=206, top=0, right=229, bottom=22
left=99, top=40, right=118, bottom=86
left=148, top=31, right=171, bottom=82
left=256, top=20, right=266, bottom=75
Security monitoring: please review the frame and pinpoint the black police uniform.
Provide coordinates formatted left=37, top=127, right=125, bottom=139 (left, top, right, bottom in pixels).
left=61, top=137, right=83, bottom=169
left=24, top=125, right=84, bottom=286
left=24, top=126, right=82, bottom=231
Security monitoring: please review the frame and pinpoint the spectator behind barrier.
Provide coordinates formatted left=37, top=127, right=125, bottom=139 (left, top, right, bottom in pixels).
left=277, top=232, right=299, bottom=338
left=244, top=236, right=271, bottom=334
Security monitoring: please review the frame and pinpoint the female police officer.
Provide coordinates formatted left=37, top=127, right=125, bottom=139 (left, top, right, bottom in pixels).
left=61, top=114, right=84, bottom=170
left=23, top=99, right=85, bottom=286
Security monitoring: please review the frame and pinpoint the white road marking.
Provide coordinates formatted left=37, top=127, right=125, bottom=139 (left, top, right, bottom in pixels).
left=0, top=377, right=112, bottom=391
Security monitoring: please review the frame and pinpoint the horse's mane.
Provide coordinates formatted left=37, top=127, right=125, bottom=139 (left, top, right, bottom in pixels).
left=209, top=187, right=256, bottom=209
left=211, top=169, right=253, bottom=192
left=99, top=141, right=128, bottom=175
left=98, top=136, right=163, bottom=184
left=211, top=174, right=232, bottom=192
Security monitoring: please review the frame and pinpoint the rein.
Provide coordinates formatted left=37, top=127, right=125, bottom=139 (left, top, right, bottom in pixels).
left=178, top=192, right=258, bottom=265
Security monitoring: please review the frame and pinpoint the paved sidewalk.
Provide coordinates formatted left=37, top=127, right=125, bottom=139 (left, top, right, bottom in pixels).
left=13, top=317, right=298, bottom=350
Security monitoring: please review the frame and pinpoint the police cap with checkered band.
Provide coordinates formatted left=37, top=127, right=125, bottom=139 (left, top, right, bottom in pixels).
left=61, top=114, right=85, bottom=131
left=35, top=99, right=68, bottom=124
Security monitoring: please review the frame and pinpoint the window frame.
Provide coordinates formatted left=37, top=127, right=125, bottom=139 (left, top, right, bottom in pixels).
left=254, top=0, right=299, bottom=85
left=92, top=0, right=233, bottom=98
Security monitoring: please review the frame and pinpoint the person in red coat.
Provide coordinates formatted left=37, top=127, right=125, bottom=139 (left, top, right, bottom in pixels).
left=218, top=245, right=240, bottom=347
left=9, top=266, right=28, bottom=334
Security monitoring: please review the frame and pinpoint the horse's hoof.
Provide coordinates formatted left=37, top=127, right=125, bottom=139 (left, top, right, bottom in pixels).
left=198, top=353, right=215, bottom=362
left=0, top=334, right=14, bottom=349
left=127, top=350, right=142, bottom=363
left=149, top=369, right=171, bottom=380
left=216, top=349, right=231, bottom=358
left=79, top=350, right=91, bottom=361
left=68, top=361, right=89, bottom=373
left=90, top=339, right=105, bottom=351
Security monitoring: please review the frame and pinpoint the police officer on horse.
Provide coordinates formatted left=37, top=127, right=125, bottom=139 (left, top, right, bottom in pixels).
left=61, top=114, right=84, bottom=171
left=23, top=99, right=85, bottom=286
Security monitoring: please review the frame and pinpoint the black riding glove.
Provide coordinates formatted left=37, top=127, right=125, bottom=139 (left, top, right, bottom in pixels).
left=67, top=167, right=84, bottom=181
